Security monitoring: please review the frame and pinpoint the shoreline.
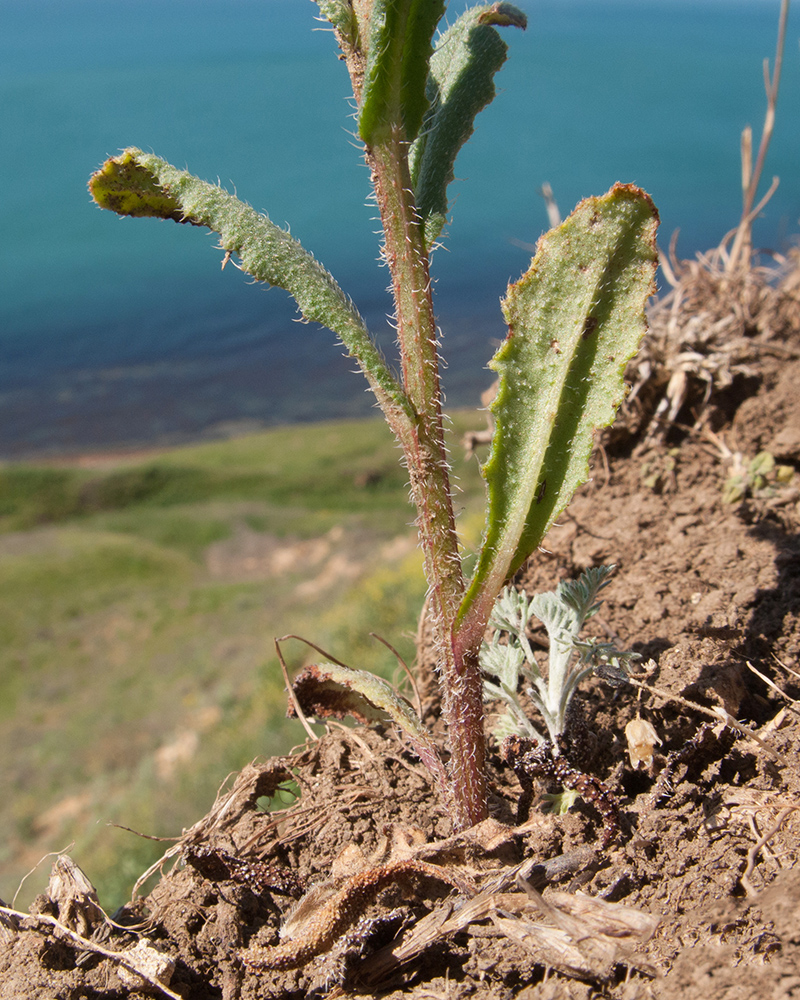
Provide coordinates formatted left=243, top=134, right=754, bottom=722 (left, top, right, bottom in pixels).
left=0, top=406, right=485, bottom=469
left=0, top=419, right=313, bottom=468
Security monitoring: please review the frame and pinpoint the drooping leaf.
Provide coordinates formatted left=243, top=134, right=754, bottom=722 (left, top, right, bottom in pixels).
left=359, top=0, right=446, bottom=145
left=409, top=2, right=527, bottom=246
left=290, top=662, right=450, bottom=804
left=89, top=149, right=411, bottom=424
left=291, top=664, right=389, bottom=725
left=458, top=184, right=659, bottom=632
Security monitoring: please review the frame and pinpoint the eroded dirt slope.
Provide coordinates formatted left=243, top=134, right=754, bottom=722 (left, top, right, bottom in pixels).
left=2, top=305, right=799, bottom=999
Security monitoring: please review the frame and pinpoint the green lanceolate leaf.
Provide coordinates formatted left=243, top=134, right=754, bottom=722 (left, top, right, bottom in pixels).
left=359, top=0, right=446, bottom=145
left=409, top=2, right=527, bottom=247
left=89, top=148, right=411, bottom=425
left=458, top=184, right=659, bottom=631
left=290, top=662, right=450, bottom=805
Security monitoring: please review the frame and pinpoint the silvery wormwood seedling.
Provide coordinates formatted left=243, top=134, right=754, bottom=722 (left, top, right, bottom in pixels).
left=88, top=0, right=659, bottom=830
left=481, top=566, right=641, bottom=746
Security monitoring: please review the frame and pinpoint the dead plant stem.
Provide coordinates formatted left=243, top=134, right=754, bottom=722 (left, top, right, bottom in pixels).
left=728, top=0, right=789, bottom=271
left=627, top=674, right=788, bottom=764
left=0, top=906, right=182, bottom=1000
left=739, top=805, right=798, bottom=896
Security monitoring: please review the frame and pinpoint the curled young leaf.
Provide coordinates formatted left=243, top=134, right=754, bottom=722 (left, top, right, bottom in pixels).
left=89, top=148, right=412, bottom=430
left=89, top=149, right=364, bottom=334
left=291, top=663, right=388, bottom=725
left=477, top=2, right=528, bottom=27
left=409, top=2, right=526, bottom=246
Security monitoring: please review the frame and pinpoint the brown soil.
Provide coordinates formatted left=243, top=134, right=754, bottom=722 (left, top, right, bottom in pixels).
left=2, top=295, right=800, bottom=999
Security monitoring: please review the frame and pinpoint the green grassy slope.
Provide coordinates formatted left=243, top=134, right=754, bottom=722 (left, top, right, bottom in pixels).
left=0, top=413, right=487, bottom=911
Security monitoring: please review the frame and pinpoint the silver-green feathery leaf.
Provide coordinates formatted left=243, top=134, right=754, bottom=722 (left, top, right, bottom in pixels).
left=481, top=568, right=632, bottom=743
left=556, top=565, right=615, bottom=624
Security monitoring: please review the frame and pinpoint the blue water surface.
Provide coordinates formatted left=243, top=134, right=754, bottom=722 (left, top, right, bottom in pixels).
left=2, top=0, right=799, bottom=455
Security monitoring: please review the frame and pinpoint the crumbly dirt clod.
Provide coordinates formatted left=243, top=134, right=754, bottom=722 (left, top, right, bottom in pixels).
left=2, top=289, right=800, bottom=999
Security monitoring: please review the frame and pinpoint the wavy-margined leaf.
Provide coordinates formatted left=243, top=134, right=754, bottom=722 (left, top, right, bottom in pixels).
left=89, top=148, right=410, bottom=423
left=359, top=0, right=446, bottom=145
left=290, top=662, right=450, bottom=805
left=409, top=2, right=527, bottom=247
left=458, top=184, right=659, bottom=632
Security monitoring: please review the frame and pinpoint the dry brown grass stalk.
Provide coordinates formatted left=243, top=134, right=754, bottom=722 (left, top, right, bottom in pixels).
left=623, top=0, right=799, bottom=446
left=632, top=239, right=800, bottom=446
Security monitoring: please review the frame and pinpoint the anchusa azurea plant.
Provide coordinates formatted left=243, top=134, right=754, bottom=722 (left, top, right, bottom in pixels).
left=89, top=1, right=658, bottom=830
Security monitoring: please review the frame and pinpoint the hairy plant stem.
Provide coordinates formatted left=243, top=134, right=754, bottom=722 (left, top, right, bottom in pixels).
left=366, top=131, right=488, bottom=829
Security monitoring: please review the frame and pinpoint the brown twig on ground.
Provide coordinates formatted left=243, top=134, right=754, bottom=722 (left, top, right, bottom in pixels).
left=746, top=660, right=800, bottom=718
left=627, top=672, right=788, bottom=765
left=12, top=845, right=75, bottom=909
left=739, top=805, right=799, bottom=897
left=0, top=904, right=181, bottom=1000
left=357, top=880, right=658, bottom=987
left=275, top=638, right=319, bottom=742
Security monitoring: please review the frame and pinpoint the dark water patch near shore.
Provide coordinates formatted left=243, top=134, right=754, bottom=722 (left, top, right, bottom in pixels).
left=0, top=299, right=503, bottom=461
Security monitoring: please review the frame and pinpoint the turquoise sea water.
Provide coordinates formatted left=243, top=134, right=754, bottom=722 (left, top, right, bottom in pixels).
left=2, top=0, right=799, bottom=456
